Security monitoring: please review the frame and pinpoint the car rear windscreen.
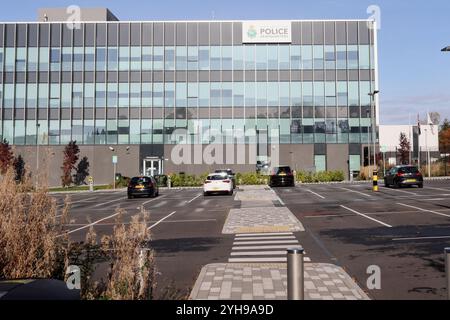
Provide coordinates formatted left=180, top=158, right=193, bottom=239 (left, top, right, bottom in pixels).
left=130, top=177, right=151, bottom=184
left=399, top=167, right=419, bottom=174
left=273, top=167, right=292, bottom=175
left=207, top=175, right=226, bottom=181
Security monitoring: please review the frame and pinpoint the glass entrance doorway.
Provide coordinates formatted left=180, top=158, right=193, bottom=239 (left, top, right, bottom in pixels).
left=143, top=158, right=162, bottom=177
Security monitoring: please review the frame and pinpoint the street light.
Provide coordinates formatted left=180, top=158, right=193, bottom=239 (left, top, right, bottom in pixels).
left=109, top=146, right=117, bottom=189
left=368, top=90, right=380, bottom=174
left=36, top=123, right=41, bottom=189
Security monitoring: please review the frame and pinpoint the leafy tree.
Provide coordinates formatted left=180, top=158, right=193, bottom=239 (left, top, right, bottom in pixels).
left=13, top=155, right=26, bottom=182
left=440, top=124, right=450, bottom=154
left=398, top=132, right=411, bottom=165
left=442, top=118, right=450, bottom=131
left=73, top=156, right=90, bottom=186
left=61, top=141, right=80, bottom=187
left=0, top=139, right=14, bottom=174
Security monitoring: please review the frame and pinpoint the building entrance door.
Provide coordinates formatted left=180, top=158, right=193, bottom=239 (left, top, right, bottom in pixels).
left=143, top=158, right=162, bottom=177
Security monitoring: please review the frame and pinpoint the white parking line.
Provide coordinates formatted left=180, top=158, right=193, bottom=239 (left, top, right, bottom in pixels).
left=236, top=232, right=293, bottom=237
left=425, top=186, right=450, bottom=192
left=397, top=203, right=450, bottom=218
left=148, top=211, right=177, bottom=230
left=56, top=196, right=99, bottom=207
left=229, top=257, right=287, bottom=262
left=232, top=245, right=303, bottom=250
left=340, top=205, right=393, bottom=228
left=340, top=187, right=372, bottom=198
left=234, top=236, right=296, bottom=241
left=232, top=240, right=299, bottom=245
left=231, top=251, right=289, bottom=256
left=383, top=188, right=418, bottom=196
left=57, top=211, right=122, bottom=237
left=304, top=189, right=325, bottom=199
left=187, top=194, right=201, bottom=203
left=392, top=235, right=450, bottom=241
left=141, top=194, right=168, bottom=206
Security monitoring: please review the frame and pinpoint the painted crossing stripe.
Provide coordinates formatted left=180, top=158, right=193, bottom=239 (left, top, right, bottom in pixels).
left=232, top=240, right=299, bottom=245
left=234, top=236, right=296, bottom=241
left=236, top=232, right=293, bottom=237
left=228, top=257, right=311, bottom=263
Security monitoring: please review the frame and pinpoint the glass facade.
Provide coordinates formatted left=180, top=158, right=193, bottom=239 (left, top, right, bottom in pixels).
left=0, top=21, right=377, bottom=146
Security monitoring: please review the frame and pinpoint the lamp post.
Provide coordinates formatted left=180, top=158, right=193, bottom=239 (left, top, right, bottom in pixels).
left=36, top=123, right=40, bottom=189
left=368, top=91, right=380, bottom=173
left=109, top=146, right=117, bottom=189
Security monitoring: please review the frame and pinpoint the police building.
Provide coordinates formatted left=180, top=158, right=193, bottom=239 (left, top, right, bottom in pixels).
left=0, top=8, right=379, bottom=185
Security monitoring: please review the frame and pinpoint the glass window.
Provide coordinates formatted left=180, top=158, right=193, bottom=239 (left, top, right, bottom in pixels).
left=210, top=83, right=221, bottom=107
left=14, top=84, right=25, bottom=108
left=360, top=81, right=371, bottom=108
left=348, top=82, right=359, bottom=107
left=256, top=46, right=267, bottom=70
left=325, top=45, right=335, bottom=69
left=291, top=82, right=301, bottom=107
left=16, top=48, right=27, bottom=72
left=348, top=45, right=358, bottom=69
left=313, top=45, right=324, bottom=69
left=303, top=82, right=313, bottom=107
left=244, top=45, right=255, bottom=70
left=62, top=47, right=72, bottom=72
left=233, top=82, right=244, bottom=107
left=222, top=83, right=232, bottom=107
left=96, top=47, right=106, bottom=71
left=73, top=47, right=83, bottom=71
left=130, top=119, right=140, bottom=144
left=85, top=47, right=95, bottom=71
left=290, top=45, right=301, bottom=70
left=60, top=120, right=72, bottom=144
left=118, top=119, right=129, bottom=144
left=141, top=120, right=152, bottom=143
left=25, top=120, right=37, bottom=145
left=5, top=48, right=15, bottom=72
left=267, top=83, right=279, bottom=107
left=280, top=82, right=289, bottom=106
left=314, top=82, right=325, bottom=107
left=84, top=120, right=95, bottom=144
left=267, top=46, right=278, bottom=70
left=233, top=46, right=243, bottom=70
left=176, top=46, right=187, bottom=70
left=50, top=48, right=60, bottom=71
left=38, top=83, right=48, bottom=108
left=210, top=46, right=221, bottom=70
left=14, top=121, right=25, bottom=145
left=302, top=46, right=312, bottom=70
left=279, top=45, right=290, bottom=69
left=130, top=83, right=140, bottom=107
left=96, top=83, right=106, bottom=108
left=119, top=47, right=129, bottom=71
left=165, top=83, right=175, bottom=107
left=130, top=46, right=141, bottom=71
left=187, top=46, right=198, bottom=70
left=337, top=81, right=348, bottom=107
left=107, top=120, right=118, bottom=144
left=256, top=82, right=267, bottom=106
left=61, top=83, right=71, bottom=108
left=72, top=120, right=83, bottom=143
left=72, top=83, right=83, bottom=108
left=142, top=83, right=152, bottom=107
left=27, top=84, right=37, bottom=108
left=108, top=47, right=118, bottom=71
left=359, top=45, right=370, bottom=69
left=2, top=121, right=13, bottom=143
left=336, top=45, right=347, bottom=69
left=28, top=48, right=38, bottom=71
left=199, top=46, right=209, bottom=70
left=187, top=82, right=198, bottom=107
left=153, top=83, right=163, bottom=107
left=84, top=83, right=94, bottom=108
left=107, top=83, right=118, bottom=107
left=199, top=83, right=210, bottom=107
left=142, top=47, right=152, bottom=71
left=119, top=83, right=129, bottom=107
left=222, top=46, right=232, bottom=70
left=0, top=48, right=3, bottom=72
left=245, top=82, right=255, bottom=107
left=39, top=47, right=49, bottom=71
left=164, top=47, right=175, bottom=70
left=176, top=83, right=187, bottom=107
left=153, top=46, right=164, bottom=70
left=95, top=119, right=106, bottom=144
left=325, top=82, right=336, bottom=107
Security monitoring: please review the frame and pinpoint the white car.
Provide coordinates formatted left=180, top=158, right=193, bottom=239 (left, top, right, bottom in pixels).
left=203, top=173, right=234, bottom=196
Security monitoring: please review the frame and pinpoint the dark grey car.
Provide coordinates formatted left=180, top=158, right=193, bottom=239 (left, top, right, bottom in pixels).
left=384, top=165, right=424, bottom=188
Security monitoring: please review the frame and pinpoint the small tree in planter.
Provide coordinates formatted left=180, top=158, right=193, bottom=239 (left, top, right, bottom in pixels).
left=13, top=154, right=26, bottom=182
left=61, top=140, right=80, bottom=187
left=398, top=132, right=411, bottom=165
left=73, top=156, right=90, bottom=186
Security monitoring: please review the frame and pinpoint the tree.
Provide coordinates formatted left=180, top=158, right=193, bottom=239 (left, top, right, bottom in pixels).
left=440, top=125, right=450, bottom=154
left=442, top=118, right=450, bottom=131
left=73, top=156, right=90, bottom=186
left=0, top=139, right=14, bottom=174
left=61, top=141, right=80, bottom=187
left=13, top=155, right=26, bottom=182
left=398, top=132, right=411, bottom=165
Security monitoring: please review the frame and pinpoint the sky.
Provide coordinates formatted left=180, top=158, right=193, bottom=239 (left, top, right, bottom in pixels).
left=1, top=0, right=449, bottom=125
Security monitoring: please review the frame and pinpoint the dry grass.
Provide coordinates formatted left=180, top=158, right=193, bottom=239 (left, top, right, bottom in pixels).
left=0, top=164, right=158, bottom=300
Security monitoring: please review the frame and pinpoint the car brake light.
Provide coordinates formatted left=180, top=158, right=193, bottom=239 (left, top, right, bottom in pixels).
left=396, top=173, right=404, bottom=177
left=417, top=172, right=422, bottom=176
left=223, top=180, right=231, bottom=183
left=204, top=180, right=211, bottom=184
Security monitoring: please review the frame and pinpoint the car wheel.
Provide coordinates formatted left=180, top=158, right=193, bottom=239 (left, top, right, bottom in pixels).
left=395, top=181, right=402, bottom=188
left=128, top=194, right=133, bottom=199
left=228, top=190, right=233, bottom=196
left=418, top=183, right=424, bottom=188
left=203, top=192, right=209, bottom=196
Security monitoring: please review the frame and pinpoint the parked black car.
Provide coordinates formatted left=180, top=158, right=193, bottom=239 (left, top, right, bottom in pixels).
left=214, top=169, right=236, bottom=189
left=269, top=166, right=295, bottom=187
left=127, top=176, right=159, bottom=199
left=384, top=165, right=424, bottom=188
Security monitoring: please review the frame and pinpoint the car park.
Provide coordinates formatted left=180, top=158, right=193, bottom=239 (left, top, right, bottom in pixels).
left=214, top=169, right=236, bottom=189
left=127, top=176, right=159, bottom=199
left=384, top=165, right=424, bottom=188
left=203, top=173, right=234, bottom=196
left=269, top=166, right=295, bottom=187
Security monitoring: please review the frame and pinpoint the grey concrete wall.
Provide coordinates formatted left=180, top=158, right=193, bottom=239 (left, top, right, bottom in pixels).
left=14, top=145, right=139, bottom=187
left=327, top=144, right=349, bottom=177
left=278, top=144, right=315, bottom=172
left=37, top=8, right=119, bottom=22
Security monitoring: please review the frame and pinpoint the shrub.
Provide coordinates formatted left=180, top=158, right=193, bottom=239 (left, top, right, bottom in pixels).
left=296, top=170, right=345, bottom=183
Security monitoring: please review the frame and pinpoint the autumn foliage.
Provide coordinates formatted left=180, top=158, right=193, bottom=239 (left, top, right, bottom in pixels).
left=0, top=139, right=14, bottom=174
left=61, top=141, right=80, bottom=187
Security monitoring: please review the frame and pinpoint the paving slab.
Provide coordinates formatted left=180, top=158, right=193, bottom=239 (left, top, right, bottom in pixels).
left=190, top=263, right=370, bottom=300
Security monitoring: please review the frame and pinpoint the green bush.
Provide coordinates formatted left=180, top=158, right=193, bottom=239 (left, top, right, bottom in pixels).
left=296, top=170, right=345, bottom=183
left=235, top=172, right=268, bottom=185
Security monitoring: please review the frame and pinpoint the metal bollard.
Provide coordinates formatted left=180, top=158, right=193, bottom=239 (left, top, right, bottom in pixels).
left=446, top=247, right=450, bottom=300
left=372, top=170, right=378, bottom=192
left=287, top=247, right=305, bottom=300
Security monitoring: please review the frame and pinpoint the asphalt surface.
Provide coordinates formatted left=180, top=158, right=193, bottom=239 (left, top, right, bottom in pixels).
left=51, top=179, right=450, bottom=300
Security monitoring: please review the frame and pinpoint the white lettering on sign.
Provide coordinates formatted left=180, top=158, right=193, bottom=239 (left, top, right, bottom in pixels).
left=242, top=21, right=292, bottom=43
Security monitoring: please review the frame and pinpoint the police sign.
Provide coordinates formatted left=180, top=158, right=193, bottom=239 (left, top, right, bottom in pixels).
left=242, top=21, right=292, bottom=43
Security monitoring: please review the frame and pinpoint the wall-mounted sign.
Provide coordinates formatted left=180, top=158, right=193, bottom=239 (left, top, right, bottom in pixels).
left=242, top=21, right=292, bottom=43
